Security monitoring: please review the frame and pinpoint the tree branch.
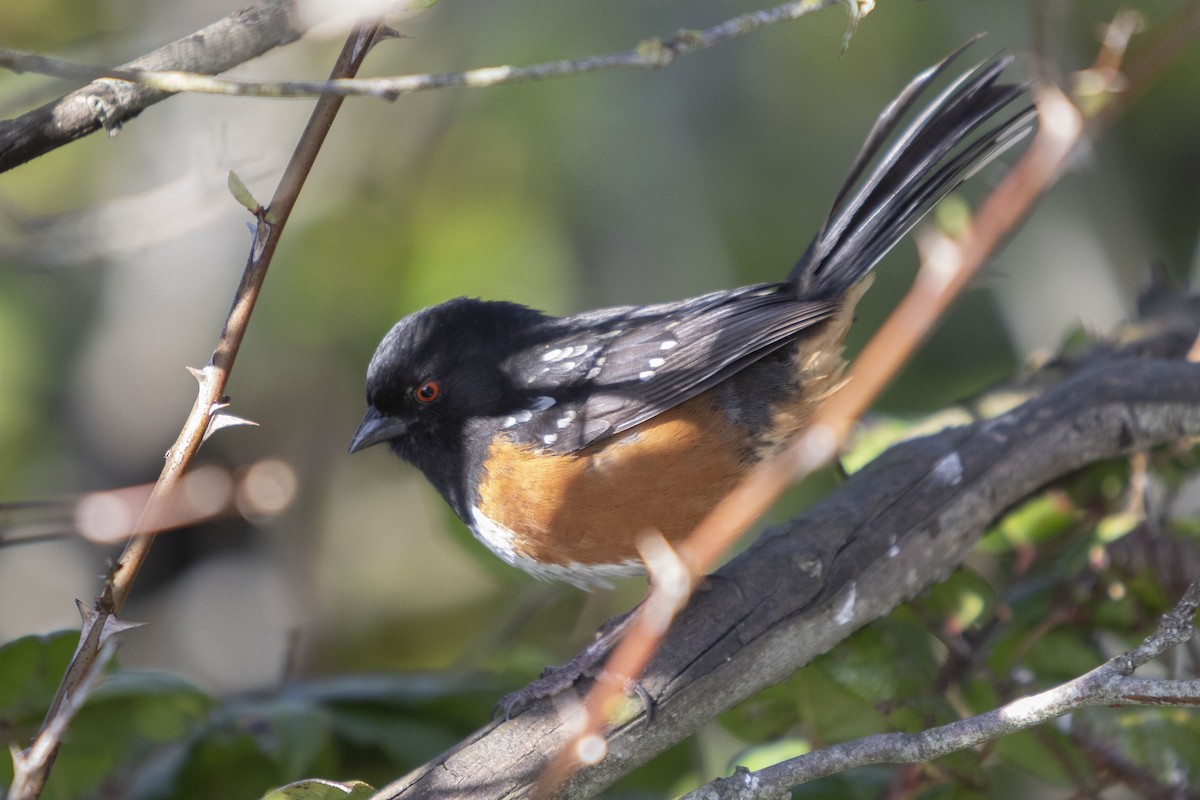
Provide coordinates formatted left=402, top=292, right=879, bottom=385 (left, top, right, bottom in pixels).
left=685, top=584, right=1200, bottom=799
left=373, top=299, right=1200, bottom=798
left=0, top=0, right=309, bottom=173
left=0, top=0, right=844, bottom=109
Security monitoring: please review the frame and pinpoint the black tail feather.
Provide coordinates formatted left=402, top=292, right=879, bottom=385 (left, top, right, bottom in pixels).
left=789, top=42, right=1033, bottom=296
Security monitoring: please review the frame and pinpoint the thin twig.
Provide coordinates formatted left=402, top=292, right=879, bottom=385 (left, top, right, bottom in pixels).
left=6, top=20, right=385, bottom=800
left=684, top=584, right=1200, bottom=800
left=0, top=0, right=844, bottom=102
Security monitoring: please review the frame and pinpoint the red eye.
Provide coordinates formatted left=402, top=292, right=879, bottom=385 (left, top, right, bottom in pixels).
left=415, top=380, right=440, bottom=404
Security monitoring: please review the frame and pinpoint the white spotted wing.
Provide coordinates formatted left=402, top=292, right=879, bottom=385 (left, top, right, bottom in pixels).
left=500, top=283, right=838, bottom=453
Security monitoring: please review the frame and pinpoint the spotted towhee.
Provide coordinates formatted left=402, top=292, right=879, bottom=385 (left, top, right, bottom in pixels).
left=350, top=45, right=1031, bottom=589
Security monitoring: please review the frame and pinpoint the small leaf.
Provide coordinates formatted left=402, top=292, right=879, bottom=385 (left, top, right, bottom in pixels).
left=260, top=778, right=375, bottom=800
left=228, top=170, right=261, bottom=214
left=0, top=630, right=78, bottom=723
left=734, top=737, right=810, bottom=773
left=1094, top=511, right=1140, bottom=543
left=979, top=491, right=1078, bottom=552
left=924, top=569, right=996, bottom=634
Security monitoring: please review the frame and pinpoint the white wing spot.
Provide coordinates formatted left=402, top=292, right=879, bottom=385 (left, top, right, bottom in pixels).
left=501, top=416, right=517, bottom=429
left=543, top=433, right=558, bottom=445
left=571, top=344, right=588, bottom=356
left=530, top=396, right=556, bottom=410
left=556, top=411, right=577, bottom=429
left=639, top=370, right=656, bottom=381
left=542, top=348, right=563, bottom=362
left=660, top=340, right=678, bottom=350
left=648, top=357, right=665, bottom=368
left=563, top=361, right=576, bottom=370
left=513, top=410, right=533, bottom=424
left=585, top=367, right=601, bottom=380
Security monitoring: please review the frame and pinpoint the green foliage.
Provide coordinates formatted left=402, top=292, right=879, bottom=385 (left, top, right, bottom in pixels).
left=1, top=652, right=503, bottom=800
left=978, top=491, right=1080, bottom=553
left=0, top=630, right=77, bottom=730
left=703, top=436, right=1200, bottom=797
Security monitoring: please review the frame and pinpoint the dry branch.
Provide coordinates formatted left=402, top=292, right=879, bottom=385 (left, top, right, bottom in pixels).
left=0, top=0, right=308, bottom=172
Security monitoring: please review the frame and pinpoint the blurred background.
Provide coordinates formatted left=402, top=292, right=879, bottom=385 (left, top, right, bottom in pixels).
left=1, top=0, right=1199, bottom=795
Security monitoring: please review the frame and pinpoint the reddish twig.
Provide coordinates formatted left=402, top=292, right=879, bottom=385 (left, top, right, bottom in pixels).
left=534, top=67, right=1089, bottom=800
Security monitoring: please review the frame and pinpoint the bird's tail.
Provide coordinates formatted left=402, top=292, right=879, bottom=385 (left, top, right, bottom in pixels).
left=789, top=41, right=1033, bottom=297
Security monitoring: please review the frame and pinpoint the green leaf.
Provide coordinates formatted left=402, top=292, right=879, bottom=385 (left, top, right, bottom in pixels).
left=819, top=618, right=939, bottom=706
left=261, top=778, right=375, bottom=800
left=734, top=737, right=810, bottom=772
left=228, top=170, right=261, bottom=213
left=88, top=670, right=214, bottom=742
left=718, top=682, right=803, bottom=742
left=923, top=569, right=996, bottom=633
left=1094, top=511, right=1140, bottom=543
left=979, top=491, right=1079, bottom=552
left=991, top=728, right=1080, bottom=785
left=0, top=630, right=78, bottom=726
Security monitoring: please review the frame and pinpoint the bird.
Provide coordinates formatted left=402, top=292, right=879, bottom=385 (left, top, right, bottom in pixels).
left=349, top=45, right=1031, bottom=590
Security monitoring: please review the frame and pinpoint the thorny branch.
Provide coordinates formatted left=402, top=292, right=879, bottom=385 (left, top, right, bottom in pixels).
left=7, top=19, right=385, bottom=800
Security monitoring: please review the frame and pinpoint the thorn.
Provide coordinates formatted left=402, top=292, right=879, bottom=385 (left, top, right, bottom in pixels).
left=204, top=411, right=260, bottom=442
left=76, top=599, right=146, bottom=644
left=76, top=598, right=96, bottom=627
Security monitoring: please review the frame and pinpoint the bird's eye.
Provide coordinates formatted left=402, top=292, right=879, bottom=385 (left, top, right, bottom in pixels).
left=414, top=380, right=440, bottom=404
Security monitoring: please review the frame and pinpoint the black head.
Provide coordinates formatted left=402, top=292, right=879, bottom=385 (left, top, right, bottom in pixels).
left=349, top=297, right=550, bottom=515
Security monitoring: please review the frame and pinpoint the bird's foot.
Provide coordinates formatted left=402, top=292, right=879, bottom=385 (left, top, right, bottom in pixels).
left=495, top=609, right=652, bottom=720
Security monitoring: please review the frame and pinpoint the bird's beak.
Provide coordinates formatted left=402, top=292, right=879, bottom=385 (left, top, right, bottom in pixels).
left=348, top=407, right=409, bottom=454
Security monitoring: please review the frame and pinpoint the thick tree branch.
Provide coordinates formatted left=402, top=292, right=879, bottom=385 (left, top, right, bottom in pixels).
left=0, top=0, right=308, bottom=173
left=375, top=302, right=1200, bottom=799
